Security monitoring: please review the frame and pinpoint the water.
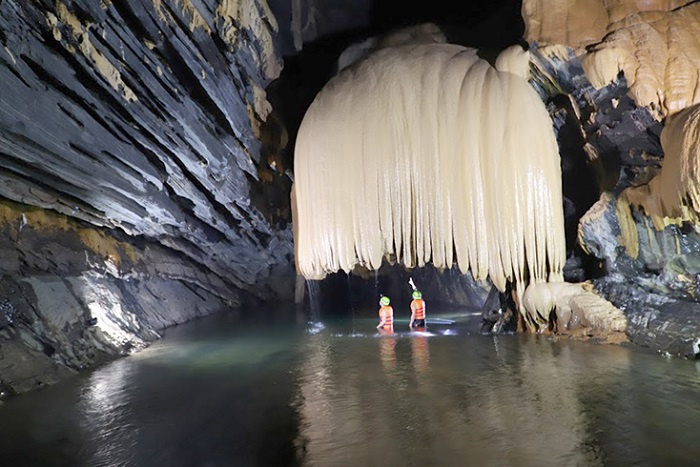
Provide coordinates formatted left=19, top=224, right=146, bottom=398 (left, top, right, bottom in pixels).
left=1, top=308, right=700, bottom=466
left=306, top=280, right=321, bottom=324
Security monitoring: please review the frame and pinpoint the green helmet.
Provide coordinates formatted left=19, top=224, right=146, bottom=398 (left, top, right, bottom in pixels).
left=379, top=296, right=390, bottom=306
left=412, top=290, right=422, bottom=299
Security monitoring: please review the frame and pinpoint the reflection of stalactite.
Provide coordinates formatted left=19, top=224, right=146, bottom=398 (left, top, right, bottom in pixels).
left=296, top=332, right=630, bottom=464
left=293, top=43, right=565, bottom=293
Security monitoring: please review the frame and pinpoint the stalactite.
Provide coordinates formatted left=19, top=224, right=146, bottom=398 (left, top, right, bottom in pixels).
left=292, top=43, right=566, bottom=293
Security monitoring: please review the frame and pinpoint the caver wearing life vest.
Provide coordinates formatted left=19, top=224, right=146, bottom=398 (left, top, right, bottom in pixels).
left=409, top=290, right=426, bottom=328
left=376, top=296, right=394, bottom=330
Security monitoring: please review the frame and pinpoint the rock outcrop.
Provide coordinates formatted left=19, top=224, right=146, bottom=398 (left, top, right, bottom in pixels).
left=524, top=1, right=700, bottom=358
left=1, top=0, right=294, bottom=296
left=521, top=281, right=627, bottom=341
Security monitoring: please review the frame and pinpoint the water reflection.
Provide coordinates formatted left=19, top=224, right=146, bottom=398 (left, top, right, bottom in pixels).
left=78, top=359, right=138, bottom=466
left=378, top=328, right=397, bottom=375
left=296, top=328, right=640, bottom=466
left=2, top=312, right=700, bottom=466
left=411, top=331, right=430, bottom=375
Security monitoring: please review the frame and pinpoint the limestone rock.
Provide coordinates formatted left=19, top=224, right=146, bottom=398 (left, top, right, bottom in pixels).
left=522, top=0, right=693, bottom=51
left=579, top=191, right=700, bottom=356
left=523, top=0, right=700, bottom=117
left=0, top=196, right=269, bottom=394
left=522, top=281, right=627, bottom=339
left=0, top=0, right=293, bottom=302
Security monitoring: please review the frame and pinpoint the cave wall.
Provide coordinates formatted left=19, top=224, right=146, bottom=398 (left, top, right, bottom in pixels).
left=524, top=1, right=700, bottom=358
left=0, top=198, right=244, bottom=394
left=0, top=0, right=294, bottom=298
left=5, top=0, right=700, bottom=396
left=0, top=0, right=298, bottom=394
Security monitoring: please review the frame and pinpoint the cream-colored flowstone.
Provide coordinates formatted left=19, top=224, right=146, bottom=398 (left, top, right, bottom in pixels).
left=622, top=102, right=700, bottom=228
left=523, top=0, right=700, bottom=118
left=522, top=281, right=627, bottom=335
left=522, top=0, right=693, bottom=51
left=293, top=44, right=566, bottom=292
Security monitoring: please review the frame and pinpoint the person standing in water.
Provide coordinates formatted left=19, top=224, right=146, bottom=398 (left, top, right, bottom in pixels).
left=409, top=289, right=426, bottom=328
left=376, top=295, right=394, bottom=330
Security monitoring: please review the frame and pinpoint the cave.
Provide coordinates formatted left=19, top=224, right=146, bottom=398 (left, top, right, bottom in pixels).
left=2, top=0, right=700, bottom=464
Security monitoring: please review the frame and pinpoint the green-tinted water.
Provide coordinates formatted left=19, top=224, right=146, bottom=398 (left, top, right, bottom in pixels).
left=1, top=308, right=699, bottom=466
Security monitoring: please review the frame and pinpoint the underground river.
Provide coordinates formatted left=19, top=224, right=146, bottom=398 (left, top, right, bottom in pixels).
left=1, top=306, right=699, bottom=466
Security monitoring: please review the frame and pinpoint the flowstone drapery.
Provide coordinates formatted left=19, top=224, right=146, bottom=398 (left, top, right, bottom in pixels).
left=293, top=43, right=566, bottom=294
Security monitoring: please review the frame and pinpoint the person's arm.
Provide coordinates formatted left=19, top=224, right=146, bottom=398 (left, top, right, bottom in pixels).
left=377, top=309, right=386, bottom=328
left=409, top=301, right=415, bottom=327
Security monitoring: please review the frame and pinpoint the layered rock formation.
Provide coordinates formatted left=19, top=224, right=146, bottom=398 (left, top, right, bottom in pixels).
left=0, top=0, right=296, bottom=394
left=0, top=199, right=240, bottom=394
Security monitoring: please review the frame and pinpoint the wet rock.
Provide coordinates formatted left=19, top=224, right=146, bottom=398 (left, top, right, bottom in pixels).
left=0, top=338, right=76, bottom=394
left=0, top=198, right=284, bottom=394
left=529, top=45, right=663, bottom=216
left=579, top=192, right=700, bottom=356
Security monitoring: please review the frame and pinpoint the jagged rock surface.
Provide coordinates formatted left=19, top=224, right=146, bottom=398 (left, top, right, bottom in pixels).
left=524, top=0, right=700, bottom=117
left=0, top=0, right=294, bottom=299
left=0, top=0, right=297, bottom=393
left=0, top=199, right=257, bottom=394
left=529, top=46, right=700, bottom=358
left=579, top=194, right=700, bottom=358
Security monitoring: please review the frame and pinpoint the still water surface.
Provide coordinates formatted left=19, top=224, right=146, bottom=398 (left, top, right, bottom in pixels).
left=1, top=308, right=700, bottom=466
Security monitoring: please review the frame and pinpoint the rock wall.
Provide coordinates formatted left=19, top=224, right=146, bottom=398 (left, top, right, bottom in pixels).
left=0, top=0, right=297, bottom=394
left=579, top=194, right=700, bottom=358
left=0, top=199, right=255, bottom=395
left=524, top=3, right=700, bottom=358
left=0, top=0, right=294, bottom=298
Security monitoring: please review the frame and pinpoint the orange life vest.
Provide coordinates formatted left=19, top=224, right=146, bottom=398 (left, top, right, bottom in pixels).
left=379, top=305, right=394, bottom=326
left=411, top=299, right=426, bottom=320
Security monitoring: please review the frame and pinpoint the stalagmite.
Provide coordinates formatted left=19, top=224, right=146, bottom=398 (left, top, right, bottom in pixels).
left=522, top=282, right=627, bottom=337
left=292, top=43, right=566, bottom=293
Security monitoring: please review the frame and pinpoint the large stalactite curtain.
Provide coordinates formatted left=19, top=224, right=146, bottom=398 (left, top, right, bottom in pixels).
left=293, top=43, right=565, bottom=292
